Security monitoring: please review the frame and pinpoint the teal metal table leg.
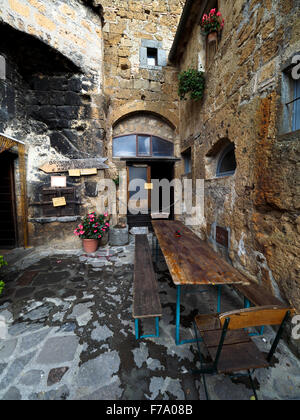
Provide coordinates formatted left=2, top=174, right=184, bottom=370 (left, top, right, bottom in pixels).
left=244, top=298, right=264, bottom=336
left=175, top=285, right=181, bottom=345
left=135, top=319, right=139, bottom=340
left=217, top=285, right=222, bottom=313
left=175, top=285, right=202, bottom=346
left=155, top=317, right=160, bottom=337
left=135, top=317, right=160, bottom=340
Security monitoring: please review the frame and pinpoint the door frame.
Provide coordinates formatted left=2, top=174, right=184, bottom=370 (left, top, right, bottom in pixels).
left=127, top=164, right=151, bottom=213
left=0, top=152, right=18, bottom=248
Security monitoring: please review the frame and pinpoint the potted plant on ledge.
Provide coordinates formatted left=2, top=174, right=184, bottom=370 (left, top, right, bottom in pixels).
left=201, top=8, right=224, bottom=43
left=74, top=212, right=110, bottom=253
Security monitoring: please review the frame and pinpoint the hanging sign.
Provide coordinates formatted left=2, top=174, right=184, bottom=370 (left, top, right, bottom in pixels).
left=80, top=168, right=98, bottom=176
left=69, top=169, right=81, bottom=177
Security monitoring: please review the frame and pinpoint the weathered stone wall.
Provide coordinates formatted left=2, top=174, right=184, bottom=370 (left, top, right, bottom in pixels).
left=0, top=0, right=104, bottom=75
left=175, top=0, right=300, bottom=315
left=0, top=0, right=106, bottom=247
left=101, top=0, right=185, bottom=162
left=0, top=0, right=186, bottom=247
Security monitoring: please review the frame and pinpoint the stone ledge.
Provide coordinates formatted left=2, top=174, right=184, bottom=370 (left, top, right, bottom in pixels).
left=278, top=130, right=300, bottom=142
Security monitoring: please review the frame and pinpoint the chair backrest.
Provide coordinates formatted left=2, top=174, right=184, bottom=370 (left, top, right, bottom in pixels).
left=219, top=306, right=291, bottom=330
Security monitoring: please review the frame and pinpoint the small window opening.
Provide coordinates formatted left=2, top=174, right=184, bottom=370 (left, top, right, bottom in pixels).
left=147, top=48, right=158, bottom=67
left=216, top=144, right=236, bottom=177
left=292, top=78, right=300, bottom=131
left=182, top=148, right=192, bottom=174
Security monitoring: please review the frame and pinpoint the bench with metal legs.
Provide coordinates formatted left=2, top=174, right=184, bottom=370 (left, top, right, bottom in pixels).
left=135, top=317, right=160, bottom=340
left=133, top=235, right=162, bottom=341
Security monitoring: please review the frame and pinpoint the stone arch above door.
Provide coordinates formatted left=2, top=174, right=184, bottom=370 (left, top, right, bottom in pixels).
left=110, top=104, right=179, bottom=134
left=113, top=112, right=176, bottom=142
left=110, top=111, right=180, bottom=161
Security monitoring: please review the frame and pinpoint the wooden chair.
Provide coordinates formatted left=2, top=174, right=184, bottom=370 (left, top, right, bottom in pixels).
left=193, top=306, right=292, bottom=400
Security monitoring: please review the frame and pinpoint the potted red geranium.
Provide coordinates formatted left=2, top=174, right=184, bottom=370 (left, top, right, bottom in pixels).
left=74, top=211, right=110, bottom=253
left=201, top=8, right=224, bottom=43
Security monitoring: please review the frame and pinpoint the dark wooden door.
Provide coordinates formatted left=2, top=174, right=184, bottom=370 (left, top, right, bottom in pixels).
left=127, top=165, right=152, bottom=229
left=0, top=152, right=17, bottom=248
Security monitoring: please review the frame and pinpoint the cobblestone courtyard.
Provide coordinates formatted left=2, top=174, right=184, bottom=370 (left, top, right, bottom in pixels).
left=0, top=235, right=299, bottom=400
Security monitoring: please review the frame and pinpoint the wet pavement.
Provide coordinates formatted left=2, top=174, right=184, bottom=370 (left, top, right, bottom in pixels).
left=0, top=234, right=299, bottom=400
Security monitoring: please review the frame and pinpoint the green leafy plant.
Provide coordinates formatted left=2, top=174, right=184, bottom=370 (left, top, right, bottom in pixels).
left=0, top=256, right=7, bottom=295
left=178, top=69, right=205, bottom=101
left=74, top=211, right=110, bottom=240
left=113, top=176, right=120, bottom=187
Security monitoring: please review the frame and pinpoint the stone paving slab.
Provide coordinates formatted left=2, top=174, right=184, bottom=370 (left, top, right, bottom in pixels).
left=0, top=238, right=299, bottom=400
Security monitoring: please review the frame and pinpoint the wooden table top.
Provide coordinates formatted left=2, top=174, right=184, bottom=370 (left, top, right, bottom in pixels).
left=152, top=220, right=250, bottom=287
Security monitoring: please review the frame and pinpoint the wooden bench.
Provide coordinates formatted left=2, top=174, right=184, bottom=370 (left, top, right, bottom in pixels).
left=228, top=277, right=292, bottom=336
left=193, top=306, right=292, bottom=400
left=234, top=280, right=286, bottom=308
left=133, top=235, right=162, bottom=340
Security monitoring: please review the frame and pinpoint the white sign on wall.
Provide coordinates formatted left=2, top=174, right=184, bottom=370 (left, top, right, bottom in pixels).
left=51, top=176, right=67, bottom=188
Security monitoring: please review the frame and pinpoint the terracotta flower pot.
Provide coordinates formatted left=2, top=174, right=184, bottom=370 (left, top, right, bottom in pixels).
left=207, top=31, right=218, bottom=43
left=82, top=239, right=98, bottom=253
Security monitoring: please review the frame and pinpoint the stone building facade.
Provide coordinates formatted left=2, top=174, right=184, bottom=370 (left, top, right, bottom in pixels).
left=0, top=0, right=184, bottom=247
left=0, top=0, right=299, bottom=322
left=170, top=0, right=300, bottom=320
left=0, top=0, right=107, bottom=247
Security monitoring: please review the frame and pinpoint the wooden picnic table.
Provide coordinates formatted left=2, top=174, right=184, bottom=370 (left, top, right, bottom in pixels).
left=152, top=220, right=250, bottom=345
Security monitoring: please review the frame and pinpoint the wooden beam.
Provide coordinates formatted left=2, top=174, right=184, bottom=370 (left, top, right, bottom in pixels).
left=39, top=158, right=109, bottom=174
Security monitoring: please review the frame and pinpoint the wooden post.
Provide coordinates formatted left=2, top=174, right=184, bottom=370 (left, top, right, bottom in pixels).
left=18, top=143, right=29, bottom=248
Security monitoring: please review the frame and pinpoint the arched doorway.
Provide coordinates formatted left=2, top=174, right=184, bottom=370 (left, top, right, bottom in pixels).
left=112, top=113, right=178, bottom=229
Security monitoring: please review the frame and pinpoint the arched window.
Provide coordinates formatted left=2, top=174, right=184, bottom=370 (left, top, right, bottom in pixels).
left=113, top=134, right=174, bottom=158
left=216, top=143, right=237, bottom=177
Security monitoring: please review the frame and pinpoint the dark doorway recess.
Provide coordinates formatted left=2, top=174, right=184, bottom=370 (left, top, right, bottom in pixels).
left=0, top=152, right=18, bottom=248
left=0, top=22, right=81, bottom=78
left=127, top=161, right=174, bottom=230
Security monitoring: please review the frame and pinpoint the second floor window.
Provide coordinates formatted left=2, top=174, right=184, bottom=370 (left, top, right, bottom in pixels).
left=147, top=48, right=158, bottom=67
left=182, top=148, right=192, bottom=174
left=292, top=78, right=300, bottom=131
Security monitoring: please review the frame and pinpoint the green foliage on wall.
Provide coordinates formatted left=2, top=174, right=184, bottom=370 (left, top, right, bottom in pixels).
left=178, top=69, right=205, bottom=101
